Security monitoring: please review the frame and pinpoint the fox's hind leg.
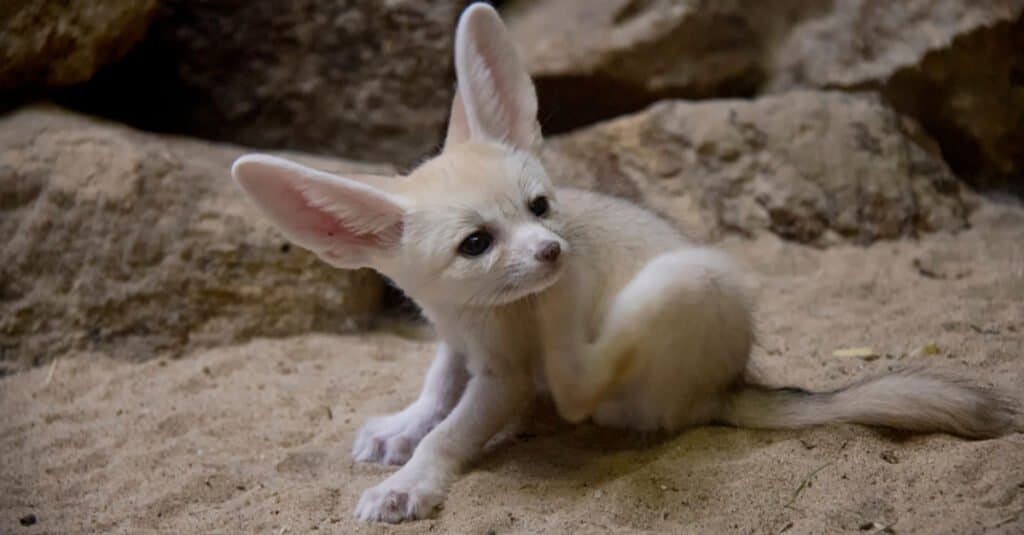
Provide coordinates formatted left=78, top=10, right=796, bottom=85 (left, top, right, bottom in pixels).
left=541, top=248, right=753, bottom=430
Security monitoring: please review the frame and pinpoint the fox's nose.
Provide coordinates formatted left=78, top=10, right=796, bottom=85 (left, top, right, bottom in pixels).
left=535, top=241, right=561, bottom=263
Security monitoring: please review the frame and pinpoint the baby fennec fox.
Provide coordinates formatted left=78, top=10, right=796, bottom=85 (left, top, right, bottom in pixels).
left=231, top=3, right=1014, bottom=523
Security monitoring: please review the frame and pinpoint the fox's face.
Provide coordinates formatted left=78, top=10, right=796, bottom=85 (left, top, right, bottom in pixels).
left=231, top=0, right=559, bottom=307
left=391, top=143, right=568, bottom=305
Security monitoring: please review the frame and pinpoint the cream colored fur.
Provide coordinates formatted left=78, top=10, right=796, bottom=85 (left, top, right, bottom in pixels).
left=230, top=3, right=1015, bottom=524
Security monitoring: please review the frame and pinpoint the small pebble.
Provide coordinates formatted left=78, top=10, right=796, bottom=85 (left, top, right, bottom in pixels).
left=20, top=514, right=37, bottom=526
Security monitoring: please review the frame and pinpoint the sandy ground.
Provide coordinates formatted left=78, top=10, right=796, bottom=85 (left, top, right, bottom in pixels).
left=2, top=198, right=1023, bottom=534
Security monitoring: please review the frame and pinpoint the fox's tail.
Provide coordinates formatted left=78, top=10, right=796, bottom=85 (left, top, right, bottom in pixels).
left=718, top=369, right=1017, bottom=439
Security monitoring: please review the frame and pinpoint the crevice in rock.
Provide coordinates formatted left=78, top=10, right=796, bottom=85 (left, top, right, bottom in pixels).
left=533, top=73, right=759, bottom=137
left=48, top=37, right=207, bottom=145
left=826, top=16, right=1024, bottom=196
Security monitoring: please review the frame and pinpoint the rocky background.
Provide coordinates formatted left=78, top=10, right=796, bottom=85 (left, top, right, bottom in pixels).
left=2, top=0, right=1021, bottom=370
left=1, top=1, right=1023, bottom=532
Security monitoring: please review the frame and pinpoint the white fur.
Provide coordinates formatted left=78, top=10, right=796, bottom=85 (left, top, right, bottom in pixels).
left=352, top=344, right=468, bottom=466
left=231, top=2, right=1015, bottom=524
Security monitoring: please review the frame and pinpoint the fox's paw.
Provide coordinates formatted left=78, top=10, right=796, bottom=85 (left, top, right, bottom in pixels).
left=355, top=472, right=445, bottom=523
left=352, top=408, right=440, bottom=465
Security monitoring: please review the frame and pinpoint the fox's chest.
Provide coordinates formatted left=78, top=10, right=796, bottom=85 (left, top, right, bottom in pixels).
left=433, top=304, right=545, bottom=377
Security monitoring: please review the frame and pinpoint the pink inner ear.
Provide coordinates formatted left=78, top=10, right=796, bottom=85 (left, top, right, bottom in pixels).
left=283, top=184, right=351, bottom=241
left=260, top=172, right=380, bottom=248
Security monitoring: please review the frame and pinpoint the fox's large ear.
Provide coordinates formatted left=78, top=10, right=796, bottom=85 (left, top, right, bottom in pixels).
left=453, top=3, right=541, bottom=151
left=443, top=89, right=470, bottom=150
left=231, top=154, right=406, bottom=269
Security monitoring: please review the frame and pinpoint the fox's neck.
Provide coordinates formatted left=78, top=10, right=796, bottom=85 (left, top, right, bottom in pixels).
left=420, top=296, right=537, bottom=333
left=416, top=294, right=544, bottom=368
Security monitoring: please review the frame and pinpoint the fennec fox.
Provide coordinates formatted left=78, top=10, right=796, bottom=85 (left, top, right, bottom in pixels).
left=231, top=2, right=1015, bottom=523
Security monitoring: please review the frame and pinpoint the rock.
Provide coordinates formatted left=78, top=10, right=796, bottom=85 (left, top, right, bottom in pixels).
left=502, top=0, right=824, bottom=133
left=59, top=0, right=466, bottom=168
left=769, top=1, right=1024, bottom=193
left=912, top=245, right=974, bottom=280
left=871, top=17, right=1024, bottom=193
left=767, top=0, right=1023, bottom=90
left=0, top=0, right=158, bottom=89
left=541, top=92, right=968, bottom=244
left=0, top=107, right=387, bottom=370
left=506, top=0, right=1024, bottom=192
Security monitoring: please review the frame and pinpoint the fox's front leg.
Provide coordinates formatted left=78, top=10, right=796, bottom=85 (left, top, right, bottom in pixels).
left=355, top=370, right=533, bottom=523
left=353, top=343, right=469, bottom=465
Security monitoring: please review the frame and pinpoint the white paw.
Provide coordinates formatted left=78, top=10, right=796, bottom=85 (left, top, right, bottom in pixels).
left=352, top=407, right=440, bottom=465
left=355, top=471, right=445, bottom=523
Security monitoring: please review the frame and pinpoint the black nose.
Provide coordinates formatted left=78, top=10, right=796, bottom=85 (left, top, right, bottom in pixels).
left=535, top=241, right=561, bottom=263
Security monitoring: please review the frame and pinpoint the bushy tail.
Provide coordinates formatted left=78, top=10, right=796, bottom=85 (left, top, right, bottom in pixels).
left=719, top=369, right=1017, bottom=439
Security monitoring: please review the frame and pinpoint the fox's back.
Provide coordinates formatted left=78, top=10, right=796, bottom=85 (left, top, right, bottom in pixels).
left=558, top=187, right=688, bottom=274
left=549, top=188, right=692, bottom=334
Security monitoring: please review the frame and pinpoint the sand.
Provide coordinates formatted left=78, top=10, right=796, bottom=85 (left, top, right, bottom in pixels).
left=2, top=198, right=1022, bottom=534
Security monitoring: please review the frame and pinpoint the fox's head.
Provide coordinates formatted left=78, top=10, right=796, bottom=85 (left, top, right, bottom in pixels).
left=231, top=3, right=568, bottom=307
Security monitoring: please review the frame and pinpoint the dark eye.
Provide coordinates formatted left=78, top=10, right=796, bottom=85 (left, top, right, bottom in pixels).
left=528, top=195, right=549, bottom=217
left=458, top=230, right=492, bottom=257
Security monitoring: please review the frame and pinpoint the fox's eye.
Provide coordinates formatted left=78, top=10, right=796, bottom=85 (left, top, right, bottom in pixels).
left=528, top=196, right=549, bottom=217
left=458, top=230, right=492, bottom=257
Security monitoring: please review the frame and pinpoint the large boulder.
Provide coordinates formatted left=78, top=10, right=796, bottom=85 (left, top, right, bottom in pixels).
left=60, top=0, right=467, bottom=168
left=766, top=0, right=1023, bottom=90
left=0, top=107, right=387, bottom=371
left=542, top=92, right=968, bottom=244
left=502, top=0, right=824, bottom=132
left=769, top=1, right=1024, bottom=193
left=505, top=0, right=1024, bottom=192
left=862, top=17, right=1024, bottom=193
left=0, top=0, right=158, bottom=89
